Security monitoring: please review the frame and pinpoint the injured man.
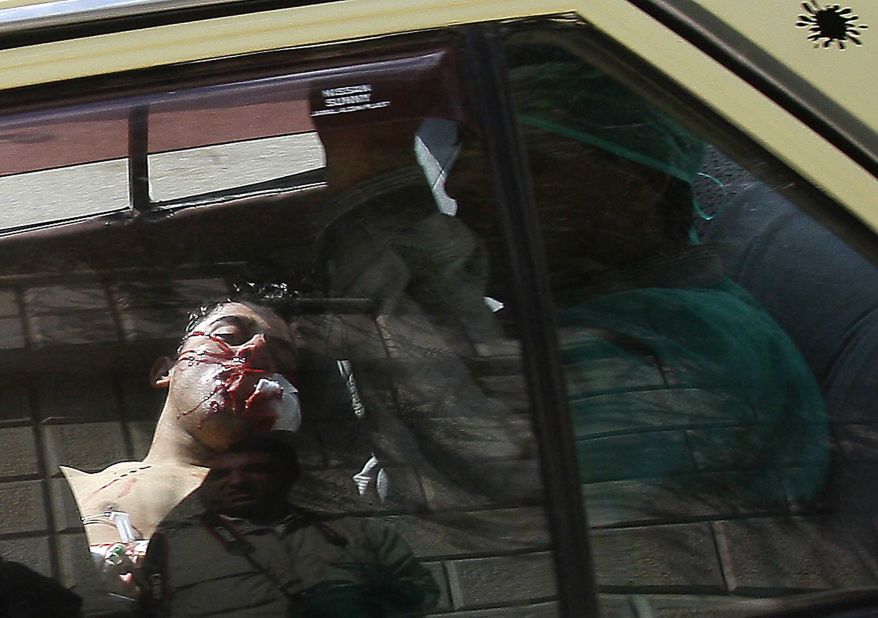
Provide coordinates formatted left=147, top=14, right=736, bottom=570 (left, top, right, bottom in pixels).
left=61, top=298, right=302, bottom=596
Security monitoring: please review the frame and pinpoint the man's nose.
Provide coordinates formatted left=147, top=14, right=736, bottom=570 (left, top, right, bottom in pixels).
left=235, top=333, right=276, bottom=371
left=227, top=467, right=247, bottom=487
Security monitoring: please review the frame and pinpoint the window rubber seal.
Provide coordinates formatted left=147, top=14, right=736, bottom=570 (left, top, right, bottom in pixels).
left=461, top=24, right=600, bottom=617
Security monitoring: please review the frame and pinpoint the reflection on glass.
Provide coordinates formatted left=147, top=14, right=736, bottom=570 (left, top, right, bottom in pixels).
left=61, top=298, right=302, bottom=597
left=0, top=159, right=129, bottom=231
left=504, top=38, right=878, bottom=612
left=140, top=431, right=438, bottom=617
left=148, top=132, right=325, bottom=202
left=0, top=40, right=561, bottom=617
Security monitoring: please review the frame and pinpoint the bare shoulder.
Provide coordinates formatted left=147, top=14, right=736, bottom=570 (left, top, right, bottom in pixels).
left=62, top=461, right=207, bottom=485
left=60, top=461, right=145, bottom=489
left=61, top=461, right=209, bottom=543
left=61, top=461, right=208, bottom=512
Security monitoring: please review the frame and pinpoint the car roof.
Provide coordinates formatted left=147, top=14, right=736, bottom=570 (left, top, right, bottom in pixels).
left=1, top=0, right=873, bottom=129
left=0, top=0, right=875, bottom=226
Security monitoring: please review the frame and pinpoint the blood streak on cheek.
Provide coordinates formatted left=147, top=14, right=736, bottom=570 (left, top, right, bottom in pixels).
left=242, top=381, right=283, bottom=432
left=175, top=331, right=278, bottom=429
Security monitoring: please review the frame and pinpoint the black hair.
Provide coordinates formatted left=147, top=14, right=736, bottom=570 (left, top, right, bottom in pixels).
left=179, top=281, right=300, bottom=350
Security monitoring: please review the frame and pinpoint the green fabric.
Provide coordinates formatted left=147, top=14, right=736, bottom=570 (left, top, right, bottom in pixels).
left=507, top=54, right=705, bottom=185
left=559, top=280, right=829, bottom=501
left=142, top=508, right=438, bottom=617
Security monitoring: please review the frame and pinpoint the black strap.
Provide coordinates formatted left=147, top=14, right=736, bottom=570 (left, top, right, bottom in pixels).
left=140, top=532, right=171, bottom=618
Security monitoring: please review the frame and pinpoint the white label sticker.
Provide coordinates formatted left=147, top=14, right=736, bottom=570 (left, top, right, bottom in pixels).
left=312, top=83, right=391, bottom=117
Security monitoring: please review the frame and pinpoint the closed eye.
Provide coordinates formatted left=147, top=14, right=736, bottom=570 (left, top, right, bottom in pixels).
left=210, top=327, right=249, bottom=346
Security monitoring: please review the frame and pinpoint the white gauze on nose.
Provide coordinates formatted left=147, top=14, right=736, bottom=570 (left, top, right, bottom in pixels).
left=252, top=374, right=302, bottom=432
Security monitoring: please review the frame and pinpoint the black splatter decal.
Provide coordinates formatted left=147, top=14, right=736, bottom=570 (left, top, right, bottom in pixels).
left=797, top=1, right=868, bottom=49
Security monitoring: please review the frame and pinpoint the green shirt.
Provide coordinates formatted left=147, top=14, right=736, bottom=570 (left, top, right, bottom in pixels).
left=141, top=507, right=438, bottom=617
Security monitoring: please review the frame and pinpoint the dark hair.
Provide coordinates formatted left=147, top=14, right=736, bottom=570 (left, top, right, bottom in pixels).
left=225, top=430, right=302, bottom=483
left=179, top=281, right=299, bottom=350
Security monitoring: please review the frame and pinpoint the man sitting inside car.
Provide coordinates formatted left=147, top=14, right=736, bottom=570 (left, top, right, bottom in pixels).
left=139, top=431, right=439, bottom=617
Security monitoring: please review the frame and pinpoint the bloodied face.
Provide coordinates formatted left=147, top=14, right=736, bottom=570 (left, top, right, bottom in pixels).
left=161, top=302, right=301, bottom=452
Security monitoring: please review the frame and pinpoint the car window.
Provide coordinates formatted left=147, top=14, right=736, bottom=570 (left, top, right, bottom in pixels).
left=1, top=12, right=876, bottom=618
left=499, top=21, right=878, bottom=616
left=0, top=159, right=129, bottom=232
left=0, top=30, right=570, bottom=617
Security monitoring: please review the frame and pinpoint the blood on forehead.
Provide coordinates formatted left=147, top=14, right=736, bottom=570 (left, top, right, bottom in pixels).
left=180, top=324, right=298, bottom=375
left=175, top=308, right=296, bottom=405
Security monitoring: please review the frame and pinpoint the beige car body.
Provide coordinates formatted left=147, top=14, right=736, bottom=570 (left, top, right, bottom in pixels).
left=0, top=0, right=875, bottom=225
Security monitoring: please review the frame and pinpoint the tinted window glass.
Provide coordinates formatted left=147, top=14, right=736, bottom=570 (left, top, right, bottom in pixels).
left=149, top=133, right=324, bottom=202
left=501, top=24, right=878, bottom=616
left=0, top=159, right=129, bottom=231
left=0, top=34, right=566, bottom=617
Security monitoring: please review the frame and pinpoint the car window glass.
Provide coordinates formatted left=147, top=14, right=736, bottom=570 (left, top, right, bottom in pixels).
left=148, top=133, right=324, bottom=202
left=0, top=159, right=129, bottom=232
left=0, top=33, right=566, bottom=617
left=501, top=26, right=878, bottom=616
